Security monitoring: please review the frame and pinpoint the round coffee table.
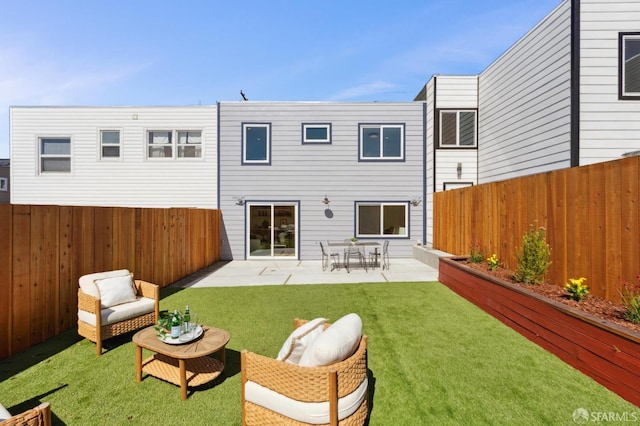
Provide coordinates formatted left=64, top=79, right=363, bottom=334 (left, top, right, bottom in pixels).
left=133, top=325, right=230, bottom=400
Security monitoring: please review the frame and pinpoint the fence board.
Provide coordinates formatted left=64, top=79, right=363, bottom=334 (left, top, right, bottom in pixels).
left=0, top=205, right=221, bottom=360
left=434, top=157, right=639, bottom=303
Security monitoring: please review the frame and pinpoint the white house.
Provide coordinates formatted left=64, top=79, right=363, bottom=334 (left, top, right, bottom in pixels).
left=10, top=106, right=218, bottom=208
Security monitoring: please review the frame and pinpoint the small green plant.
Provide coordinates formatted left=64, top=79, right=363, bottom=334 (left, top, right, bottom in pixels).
left=351, top=237, right=358, bottom=243
left=565, top=277, right=589, bottom=301
left=468, top=241, right=484, bottom=263
left=513, top=223, right=551, bottom=284
left=621, top=275, right=640, bottom=324
left=487, top=254, right=499, bottom=271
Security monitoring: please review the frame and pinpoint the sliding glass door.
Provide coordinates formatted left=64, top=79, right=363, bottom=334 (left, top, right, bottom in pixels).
left=247, top=203, right=297, bottom=259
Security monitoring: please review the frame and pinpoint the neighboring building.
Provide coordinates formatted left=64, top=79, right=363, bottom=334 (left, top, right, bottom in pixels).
left=0, top=159, right=9, bottom=204
left=9, top=0, right=640, bottom=259
left=9, top=106, right=218, bottom=208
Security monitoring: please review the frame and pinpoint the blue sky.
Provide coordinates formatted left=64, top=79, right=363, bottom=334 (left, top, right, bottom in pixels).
left=0, top=0, right=562, bottom=158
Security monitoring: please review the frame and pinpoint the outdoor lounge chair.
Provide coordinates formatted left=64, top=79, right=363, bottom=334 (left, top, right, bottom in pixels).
left=241, top=316, right=369, bottom=425
left=77, top=269, right=160, bottom=355
left=0, top=402, right=51, bottom=426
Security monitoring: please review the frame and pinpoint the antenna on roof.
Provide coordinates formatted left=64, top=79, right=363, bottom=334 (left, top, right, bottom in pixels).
left=240, top=90, right=248, bottom=101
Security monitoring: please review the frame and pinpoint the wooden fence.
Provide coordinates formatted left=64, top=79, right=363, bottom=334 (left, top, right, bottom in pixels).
left=434, top=156, right=639, bottom=304
left=0, top=205, right=221, bottom=360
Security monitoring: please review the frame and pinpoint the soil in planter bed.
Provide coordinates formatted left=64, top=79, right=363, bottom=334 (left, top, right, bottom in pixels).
left=463, top=261, right=640, bottom=334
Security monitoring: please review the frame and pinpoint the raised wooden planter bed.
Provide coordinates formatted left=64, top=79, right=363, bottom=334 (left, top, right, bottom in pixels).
left=439, top=256, right=640, bottom=407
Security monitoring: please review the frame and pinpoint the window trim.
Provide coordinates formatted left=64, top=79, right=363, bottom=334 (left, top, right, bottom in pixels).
left=100, top=129, right=121, bottom=160
left=242, top=123, right=271, bottom=165
left=301, top=123, right=332, bottom=144
left=443, top=181, right=474, bottom=191
left=354, top=201, right=410, bottom=239
left=436, top=109, right=477, bottom=148
left=38, top=136, right=72, bottom=174
left=146, top=129, right=203, bottom=160
left=176, top=130, right=203, bottom=158
left=358, top=124, right=405, bottom=161
left=619, top=32, right=640, bottom=100
left=0, top=177, right=7, bottom=191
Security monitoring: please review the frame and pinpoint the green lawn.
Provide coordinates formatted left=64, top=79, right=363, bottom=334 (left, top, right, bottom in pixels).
left=0, top=281, right=637, bottom=425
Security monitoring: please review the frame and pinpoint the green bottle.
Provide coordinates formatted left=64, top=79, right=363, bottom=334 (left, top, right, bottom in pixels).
left=183, top=305, right=191, bottom=331
left=170, top=309, right=181, bottom=338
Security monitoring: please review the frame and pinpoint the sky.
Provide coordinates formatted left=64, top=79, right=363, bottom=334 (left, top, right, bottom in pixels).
left=0, top=0, right=562, bottom=159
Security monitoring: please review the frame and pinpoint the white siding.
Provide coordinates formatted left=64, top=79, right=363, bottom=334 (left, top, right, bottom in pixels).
left=10, top=106, right=218, bottom=208
left=218, top=101, right=425, bottom=260
left=478, top=0, right=572, bottom=182
left=434, top=75, right=478, bottom=109
left=580, top=0, right=640, bottom=164
left=424, top=78, right=436, bottom=247
left=434, top=151, right=477, bottom=193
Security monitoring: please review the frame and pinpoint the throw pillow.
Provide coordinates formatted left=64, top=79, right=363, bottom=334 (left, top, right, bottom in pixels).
left=276, top=317, right=327, bottom=364
left=298, top=313, right=362, bottom=367
left=95, top=274, right=137, bottom=308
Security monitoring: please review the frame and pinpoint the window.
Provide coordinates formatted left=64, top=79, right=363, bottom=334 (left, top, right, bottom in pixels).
left=177, top=131, right=202, bottom=158
left=619, top=32, right=640, bottom=99
left=147, top=130, right=202, bottom=159
left=243, top=123, right=271, bottom=164
left=359, top=124, right=404, bottom=160
left=356, top=202, right=408, bottom=238
left=39, top=137, right=71, bottom=173
left=101, top=130, right=120, bottom=159
left=439, top=111, right=476, bottom=147
left=302, top=123, right=331, bottom=144
left=0, top=178, right=7, bottom=191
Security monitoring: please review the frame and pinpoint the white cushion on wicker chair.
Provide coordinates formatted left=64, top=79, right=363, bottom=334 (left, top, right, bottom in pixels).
left=78, top=297, right=156, bottom=326
left=276, top=317, right=327, bottom=364
left=0, top=402, right=11, bottom=421
left=244, top=376, right=368, bottom=425
left=299, top=313, right=362, bottom=367
left=95, top=274, right=137, bottom=308
left=78, top=269, right=132, bottom=299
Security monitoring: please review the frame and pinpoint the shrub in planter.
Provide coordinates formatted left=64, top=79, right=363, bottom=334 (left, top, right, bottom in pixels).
left=513, top=223, right=551, bottom=284
left=565, top=277, right=589, bottom=302
left=621, top=275, right=640, bottom=323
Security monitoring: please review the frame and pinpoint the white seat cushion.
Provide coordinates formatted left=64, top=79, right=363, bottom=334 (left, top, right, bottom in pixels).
left=0, top=402, right=11, bottom=421
left=245, top=377, right=368, bottom=425
left=299, top=313, right=362, bottom=367
left=78, top=297, right=155, bottom=326
left=276, top=318, right=327, bottom=364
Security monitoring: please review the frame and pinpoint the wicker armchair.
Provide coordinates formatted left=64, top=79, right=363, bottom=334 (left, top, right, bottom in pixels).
left=77, top=269, right=160, bottom=356
left=0, top=402, right=51, bottom=426
left=241, top=319, right=369, bottom=426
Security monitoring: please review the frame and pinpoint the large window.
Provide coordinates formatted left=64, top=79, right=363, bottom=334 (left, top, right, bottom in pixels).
left=243, top=123, right=271, bottom=164
left=39, top=137, right=71, bottom=173
left=359, top=124, right=404, bottom=161
left=356, top=202, right=408, bottom=237
left=439, top=110, right=476, bottom=147
left=100, top=130, right=120, bottom=159
left=302, top=123, right=331, bottom=144
left=619, top=32, right=640, bottom=99
left=147, top=130, right=202, bottom=159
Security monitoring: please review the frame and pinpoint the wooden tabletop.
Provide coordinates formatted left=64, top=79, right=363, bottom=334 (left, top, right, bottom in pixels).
left=133, top=325, right=230, bottom=359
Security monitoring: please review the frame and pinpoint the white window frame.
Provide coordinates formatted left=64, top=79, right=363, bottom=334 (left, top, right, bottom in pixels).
left=147, top=130, right=203, bottom=159
left=39, top=137, right=71, bottom=174
left=0, top=177, right=7, bottom=191
left=100, top=130, right=121, bottom=159
left=438, top=110, right=477, bottom=148
left=177, top=130, right=202, bottom=158
left=355, top=202, right=409, bottom=238
left=302, top=123, right=331, bottom=144
left=359, top=124, right=405, bottom=161
left=620, top=32, right=640, bottom=99
left=242, top=123, right=271, bottom=165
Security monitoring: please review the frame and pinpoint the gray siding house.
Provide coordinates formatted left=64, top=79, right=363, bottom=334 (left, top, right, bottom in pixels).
left=217, top=101, right=425, bottom=260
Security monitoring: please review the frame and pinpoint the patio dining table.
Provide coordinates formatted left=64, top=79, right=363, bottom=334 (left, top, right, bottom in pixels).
left=328, top=241, right=380, bottom=272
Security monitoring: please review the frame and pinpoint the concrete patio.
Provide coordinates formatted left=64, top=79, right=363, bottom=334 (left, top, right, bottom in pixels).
left=172, top=258, right=439, bottom=288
